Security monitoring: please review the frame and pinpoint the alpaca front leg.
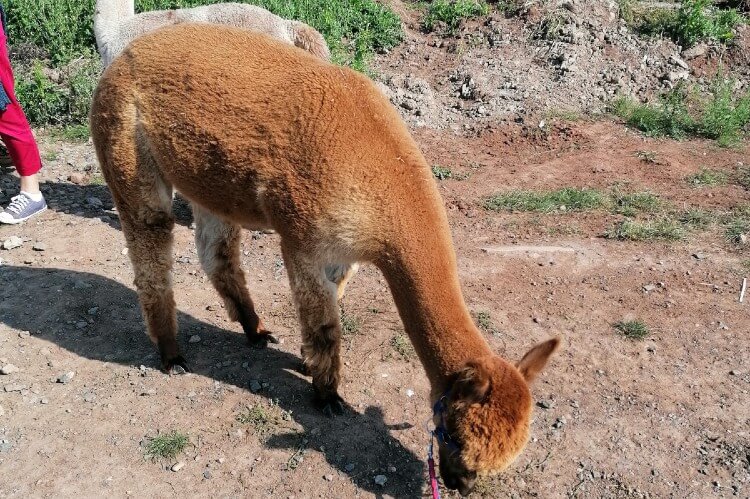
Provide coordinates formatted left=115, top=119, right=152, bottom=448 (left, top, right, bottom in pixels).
left=193, top=204, right=277, bottom=348
left=283, top=247, right=346, bottom=416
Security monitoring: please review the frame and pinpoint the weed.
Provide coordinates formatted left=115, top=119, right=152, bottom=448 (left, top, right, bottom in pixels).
left=340, top=311, right=361, bottom=336
left=236, top=402, right=289, bottom=436
left=484, top=188, right=607, bottom=213
left=144, top=431, right=189, bottom=461
left=686, top=168, right=729, bottom=187
left=473, top=311, right=499, bottom=335
left=42, top=150, right=58, bottom=162
left=89, top=174, right=106, bottom=186
left=604, top=219, right=685, bottom=241
left=545, top=109, right=582, bottom=121
left=391, top=334, right=415, bottom=359
left=55, top=124, right=90, bottom=141
left=614, top=320, right=649, bottom=340
left=422, top=0, right=489, bottom=33
left=432, top=165, right=453, bottom=180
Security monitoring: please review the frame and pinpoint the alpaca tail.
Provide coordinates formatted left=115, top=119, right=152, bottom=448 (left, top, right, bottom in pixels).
left=288, top=21, right=331, bottom=61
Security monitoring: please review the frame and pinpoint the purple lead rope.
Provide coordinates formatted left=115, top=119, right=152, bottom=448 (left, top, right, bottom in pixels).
left=428, top=431, right=441, bottom=499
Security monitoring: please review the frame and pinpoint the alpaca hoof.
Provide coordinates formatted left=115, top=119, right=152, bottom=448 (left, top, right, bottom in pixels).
left=163, top=355, right=191, bottom=375
left=247, top=332, right=279, bottom=349
left=315, top=393, right=346, bottom=417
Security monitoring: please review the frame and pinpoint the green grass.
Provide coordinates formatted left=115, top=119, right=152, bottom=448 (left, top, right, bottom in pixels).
left=42, top=150, right=59, bottom=162
left=619, top=0, right=747, bottom=46
left=422, top=0, right=489, bottom=33
left=390, top=334, right=415, bottom=359
left=614, top=320, right=650, bottom=340
left=52, top=124, right=90, bottom=141
left=733, top=166, right=750, bottom=190
left=612, top=77, right=750, bottom=146
left=484, top=188, right=608, bottom=213
left=144, top=431, right=189, bottom=461
left=610, top=188, right=661, bottom=216
left=686, top=168, right=729, bottom=187
left=432, top=165, right=453, bottom=180
left=604, top=219, right=685, bottom=241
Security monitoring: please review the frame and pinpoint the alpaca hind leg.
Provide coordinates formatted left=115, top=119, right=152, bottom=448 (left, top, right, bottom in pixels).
left=193, top=204, right=277, bottom=348
left=114, top=174, right=186, bottom=373
left=284, top=246, right=345, bottom=416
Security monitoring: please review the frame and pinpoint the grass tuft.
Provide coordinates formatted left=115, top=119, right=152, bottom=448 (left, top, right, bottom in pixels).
left=236, top=402, right=289, bottom=436
left=484, top=188, right=607, bottom=213
left=614, top=320, right=650, bottom=340
left=432, top=165, right=453, bottom=180
left=604, top=219, right=685, bottom=241
left=340, top=310, right=361, bottom=336
left=679, top=208, right=717, bottom=229
left=686, top=168, right=729, bottom=187
left=610, top=187, right=661, bottom=216
left=144, top=431, right=189, bottom=461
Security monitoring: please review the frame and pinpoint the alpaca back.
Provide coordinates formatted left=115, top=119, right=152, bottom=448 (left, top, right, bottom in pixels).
left=95, top=2, right=329, bottom=67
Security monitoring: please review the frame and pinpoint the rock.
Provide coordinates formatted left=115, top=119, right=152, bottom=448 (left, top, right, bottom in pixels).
left=87, top=307, right=99, bottom=316
left=203, top=469, right=212, bottom=480
left=537, top=400, right=553, bottom=409
left=0, top=405, right=4, bottom=416
left=739, top=234, right=748, bottom=246
left=0, top=364, right=19, bottom=375
left=69, top=173, right=87, bottom=185
left=83, top=391, right=96, bottom=403
left=682, top=44, right=707, bottom=60
left=4, top=383, right=26, bottom=392
left=388, top=466, right=397, bottom=473
left=32, top=242, right=46, bottom=251
left=121, top=248, right=129, bottom=256
left=374, top=475, right=387, bottom=486
left=729, top=370, right=738, bottom=376
left=552, top=417, right=566, bottom=429
left=56, top=372, right=75, bottom=384
left=692, top=252, right=706, bottom=260
left=75, top=321, right=88, bottom=330
left=344, top=463, right=356, bottom=472
left=189, top=335, right=202, bottom=343
left=643, top=284, right=657, bottom=292
left=669, top=55, right=689, bottom=70
left=405, top=389, right=415, bottom=398
left=667, top=70, right=689, bottom=83
left=41, top=398, right=49, bottom=405
left=171, top=461, right=185, bottom=472
left=249, top=380, right=262, bottom=393
left=324, top=474, right=334, bottom=481
left=86, top=197, right=103, bottom=208
left=2, top=236, right=23, bottom=250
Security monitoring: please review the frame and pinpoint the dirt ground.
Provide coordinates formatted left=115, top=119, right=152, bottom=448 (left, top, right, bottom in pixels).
left=1, top=118, right=748, bottom=498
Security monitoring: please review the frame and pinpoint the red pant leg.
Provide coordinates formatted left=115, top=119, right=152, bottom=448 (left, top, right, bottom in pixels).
left=0, top=29, right=41, bottom=177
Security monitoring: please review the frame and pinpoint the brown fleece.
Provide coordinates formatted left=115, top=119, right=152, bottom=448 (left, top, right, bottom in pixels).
left=90, top=23, right=559, bottom=475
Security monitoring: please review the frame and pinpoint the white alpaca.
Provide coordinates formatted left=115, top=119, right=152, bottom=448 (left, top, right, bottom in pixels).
left=93, top=0, right=330, bottom=67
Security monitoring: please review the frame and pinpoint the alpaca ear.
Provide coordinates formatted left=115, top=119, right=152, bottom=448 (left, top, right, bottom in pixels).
left=516, top=337, right=561, bottom=383
left=452, top=360, right=492, bottom=405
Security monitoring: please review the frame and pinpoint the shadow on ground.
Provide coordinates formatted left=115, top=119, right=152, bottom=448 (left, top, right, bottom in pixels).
left=0, top=265, right=424, bottom=497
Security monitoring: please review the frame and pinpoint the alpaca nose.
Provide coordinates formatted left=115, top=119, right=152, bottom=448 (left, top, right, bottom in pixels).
left=458, top=477, right=477, bottom=496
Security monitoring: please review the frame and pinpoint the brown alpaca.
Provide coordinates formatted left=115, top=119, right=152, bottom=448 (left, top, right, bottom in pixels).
left=90, top=24, right=560, bottom=495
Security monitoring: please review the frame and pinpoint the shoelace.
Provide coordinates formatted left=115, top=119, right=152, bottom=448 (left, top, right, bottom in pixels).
left=6, top=194, right=30, bottom=215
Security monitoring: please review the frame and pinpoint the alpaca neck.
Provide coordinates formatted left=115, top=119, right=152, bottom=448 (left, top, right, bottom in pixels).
left=378, top=183, right=493, bottom=397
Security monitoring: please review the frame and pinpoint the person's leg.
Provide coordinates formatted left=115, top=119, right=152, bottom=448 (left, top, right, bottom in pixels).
left=0, top=26, right=45, bottom=223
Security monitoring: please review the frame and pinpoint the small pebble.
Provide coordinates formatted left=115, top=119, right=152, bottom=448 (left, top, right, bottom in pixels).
left=171, top=462, right=185, bottom=472
left=4, top=383, right=26, bottom=392
left=324, top=474, right=334, bottom=481
left=537, top=400, right=553, bottom=409
left=18, top=331, right=30, bottom=338
left=374, top=475, right=387, bottom=486
left=203, top=469, right=212, bottom=480
left=344, top=463, right=356, bottom=472
left=57, top=372, right=75, bottom=384
left=32, top=243, right=46, bottom=252
left=0, top=364, right=19, bottom=375
left=189, top=335, right=202, bottom=343
left=249, top=380, right=262, bottom=393
left=1, top=236, right=23, bottom=250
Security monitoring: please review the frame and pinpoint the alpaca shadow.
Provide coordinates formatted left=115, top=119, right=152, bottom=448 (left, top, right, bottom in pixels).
left=0, top=265, right=424, bottom=497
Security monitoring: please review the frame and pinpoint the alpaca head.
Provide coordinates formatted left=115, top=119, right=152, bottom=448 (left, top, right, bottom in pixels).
left=434, top=338, right=560, bottom=496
